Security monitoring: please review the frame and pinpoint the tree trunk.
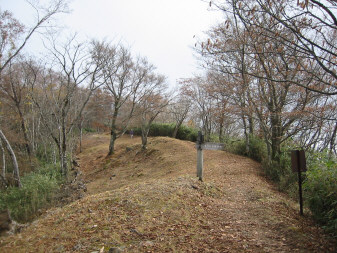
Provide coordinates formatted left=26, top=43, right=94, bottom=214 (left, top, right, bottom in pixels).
left=270, top=112, right=282, bottom=163
left=329, top=120, right=337, bottom=154
left=242, top=115, right=250, bottom=155
left=31, top=104, right=36, bottom=154
left=0, top=130, right=22, bottom=187
left=141, top=126, right=150, bottom=150
left=0, top=140, right=5, bottom=178
left=61, top=141, right=68, bottom=177
left=17, top=106, right=32, bottom=159
left=172, top=124, right=180, bottom=139
left=79, top=120, right=83, bottom=153
left=108, top=129, right=117, bottom=156
left=172, top=117, right=185, bottom=139
left=52, top=144, right=57, bottom=165
left=108, top=108, right=119, bottom=155
left=219, top=119, right=224, bottom=143
left=61, top=122, right=68, bottom=177
left=248, top=115, right=254, bottom=135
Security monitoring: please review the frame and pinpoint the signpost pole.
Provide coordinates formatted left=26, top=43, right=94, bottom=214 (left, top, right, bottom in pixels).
left=195, top=132, right=224, bottom=181
left=297, top=151, right=304, bottom=216
left=197, top=131, right=203, bottom=181
left=197, top=145, right=203, bottom=181
left=291, top=150, right=306, bottom=216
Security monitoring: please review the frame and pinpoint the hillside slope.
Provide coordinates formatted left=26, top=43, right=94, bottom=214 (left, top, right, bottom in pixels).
left=0, top=134, right=336, bottom=252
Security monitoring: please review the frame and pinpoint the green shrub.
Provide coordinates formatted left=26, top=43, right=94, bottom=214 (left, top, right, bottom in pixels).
left=230, top=139, right=246, bottom=155
left=150, top=123, right=175, bottom=137
left=176, top=125, right=198, bottom=142
left=304, top=151, right=337, bottom=236
left=0, top=165, right=62, bottom=222
left=83, top=127, right=96, bottom=133
left=227, top=135, right=267, bottom=163
left=225, top=135, right=337, bottom=236
left=132, top=123, right=198, bottom=142
left=35, top=144, right=56, bottom=164
left=247, top=136, right=267, bottom=163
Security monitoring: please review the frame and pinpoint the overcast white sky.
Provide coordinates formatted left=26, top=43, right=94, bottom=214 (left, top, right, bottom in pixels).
left=1, top=0, right=223, bottom=86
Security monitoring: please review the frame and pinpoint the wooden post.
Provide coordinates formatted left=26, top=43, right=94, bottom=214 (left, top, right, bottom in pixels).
left=195, top=132, right=225, bottom=182
left=291, top=150, right=306, bottom=216
left=197, top=146, right=203, bottom=181
left=298, top=161, right=304, bottom=216
left=197, top=131, right=204, bottom=181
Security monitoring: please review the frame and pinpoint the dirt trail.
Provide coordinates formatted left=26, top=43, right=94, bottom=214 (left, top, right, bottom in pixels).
left=0, top=134, right=336, bottom=252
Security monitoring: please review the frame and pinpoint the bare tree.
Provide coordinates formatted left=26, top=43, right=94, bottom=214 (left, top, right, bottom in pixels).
left=0, top=130, right=21, bottom=187
left=136, top=74, right=170, bottom=150
left=211, top=0, right=337, bottom=95
left=30, top=36, right=102, bottom=176
left=92, top=41, right=155, bottom=155
left=180, top=77, right=217, bottom=141
left=0, top=60, right=35, bottom=161
left=196, top=4, right=326, bottom=163
left=0, top=0, right=68, bottom=186
left=0, top=139, right=6, bottom=186
left=0, top=0, right=69, bottom=74
left=170, top=89, right=191, bottom=139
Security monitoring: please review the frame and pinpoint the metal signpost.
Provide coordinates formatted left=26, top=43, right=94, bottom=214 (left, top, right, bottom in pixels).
left=196, top=131, right=224, bottom=181
left=291, top=150, right=307, bottom=216
left=196, top=131, right=204, bottom=181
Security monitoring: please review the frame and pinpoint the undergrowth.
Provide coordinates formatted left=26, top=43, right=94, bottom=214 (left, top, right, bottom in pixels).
left=0, top=164, right=63, bottom=223
left=304, top=151, right=337, bottom=237
left=132, top=123, right=198, bottom=142
left=226, top=135, right=337, bottom=237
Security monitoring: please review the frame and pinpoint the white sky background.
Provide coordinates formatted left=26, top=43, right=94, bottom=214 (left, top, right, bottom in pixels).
left=1, top=0, right=223, bottom=86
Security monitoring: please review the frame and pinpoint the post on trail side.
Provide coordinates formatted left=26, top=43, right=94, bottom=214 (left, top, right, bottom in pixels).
left=195, top=131, right=225, bottom=181
left=291, top=150, right=307, bottom=216
left=196, top=131, right=204, bottom=181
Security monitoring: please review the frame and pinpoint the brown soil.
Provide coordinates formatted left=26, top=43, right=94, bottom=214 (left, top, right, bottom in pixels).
left=0, top=134, right=336, bottom=252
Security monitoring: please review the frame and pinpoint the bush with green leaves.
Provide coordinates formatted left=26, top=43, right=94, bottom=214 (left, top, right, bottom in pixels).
left=175, top=125, right=198, bottom=142
left=226, top=135, right=267, bottom=163
left=150, top=123, right=175, bottom=137
left=225, top=135, right=337, bottom=236
left=0, top=165, right=62, bottom=222
left=132, top=123, right=198, bottom=142
left=304, top=151, right=337, bottom=236
left=227, top=136, right=298, bottom=194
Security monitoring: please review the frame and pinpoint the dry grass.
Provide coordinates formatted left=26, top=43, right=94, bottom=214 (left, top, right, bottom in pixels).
left=0, top=134, right=336, bottom=252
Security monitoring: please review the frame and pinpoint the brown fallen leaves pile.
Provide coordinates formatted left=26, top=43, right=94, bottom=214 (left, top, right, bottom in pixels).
left=0, top=134, right=336, bottom=252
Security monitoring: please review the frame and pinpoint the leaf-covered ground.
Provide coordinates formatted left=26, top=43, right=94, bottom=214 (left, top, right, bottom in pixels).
left=0, top=134, right=336, bottom=252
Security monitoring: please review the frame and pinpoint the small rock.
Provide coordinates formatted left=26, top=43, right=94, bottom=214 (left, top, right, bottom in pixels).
left=130, top=228, right=141, bottom=235
left=140, top=240, right=154, bottom=247
left=72, top=159, right=80, bottom=167
left=109, top=247, right=123, bottom=253
left=73, top=243, right=82, bottom=250
left=55, top=245, right=65, bottom=252
left=191, top=184, right=199, bottom=190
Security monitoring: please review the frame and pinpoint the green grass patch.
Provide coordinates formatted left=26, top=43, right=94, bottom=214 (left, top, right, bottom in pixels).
left=0, top=164, right=63, bottom=223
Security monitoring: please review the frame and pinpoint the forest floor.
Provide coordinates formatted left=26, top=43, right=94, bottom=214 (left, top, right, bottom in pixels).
left=0, top=133, right=336, bottom=252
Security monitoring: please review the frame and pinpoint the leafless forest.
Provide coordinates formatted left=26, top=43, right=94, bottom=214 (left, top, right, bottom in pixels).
left=0, top=0, right=336, bottom=240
